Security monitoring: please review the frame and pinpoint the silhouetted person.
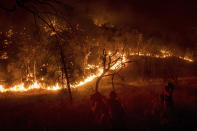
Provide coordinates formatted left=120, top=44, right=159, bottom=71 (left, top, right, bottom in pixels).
left=108, top=91, right=126, bottom=131
left=90, top=92, right=110, bottom=129
left=161, top=82, right=174, bottom=111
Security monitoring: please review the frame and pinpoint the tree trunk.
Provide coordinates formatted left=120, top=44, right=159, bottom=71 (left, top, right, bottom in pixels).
left=60, top=48, right=72, bottom=102
left=95, top=72, right=105, bottom=92
left=33, top=60, right=36, bottom=82
left=95, top=76, right=102, bottom=92
left=112, top=74, right=115, bottom=91
left=61, top=68, right=64, bottom=89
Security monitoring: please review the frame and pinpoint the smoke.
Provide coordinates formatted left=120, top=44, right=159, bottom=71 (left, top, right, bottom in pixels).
left=1, top=0, right=197, bottom=51
left=77, top=0, right=197, bottom=51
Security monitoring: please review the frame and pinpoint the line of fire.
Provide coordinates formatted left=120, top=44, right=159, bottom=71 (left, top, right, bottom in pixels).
left=0, top=0, right=197, bottom=130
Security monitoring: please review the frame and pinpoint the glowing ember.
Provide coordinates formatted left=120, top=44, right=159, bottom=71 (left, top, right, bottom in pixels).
left=178, top=56, right=193, bottom=62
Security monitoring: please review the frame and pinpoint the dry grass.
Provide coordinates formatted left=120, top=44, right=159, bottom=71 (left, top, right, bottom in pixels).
left=0, top=77, right=196, bottom=130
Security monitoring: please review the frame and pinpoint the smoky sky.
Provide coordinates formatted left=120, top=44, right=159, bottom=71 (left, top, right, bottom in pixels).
left=1, top=0, right=197, bottom=50
left=82, top=0, right=197, bottom=49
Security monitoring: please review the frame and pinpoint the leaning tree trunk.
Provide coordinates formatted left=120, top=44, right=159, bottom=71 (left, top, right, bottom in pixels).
left=111, top=74, right=115, bottom=91
left=95, top=74, right=104, bottom=92
left=60, top=48, right=72, bottom=102
left=95, top=68, right=108, bottom=92
left=33, top=60, right=36, bottom=82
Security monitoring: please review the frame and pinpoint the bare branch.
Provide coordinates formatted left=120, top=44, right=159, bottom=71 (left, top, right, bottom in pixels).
left=107, top=55, right=111, bottom=70
left=0, top=5, right=16, bottom=12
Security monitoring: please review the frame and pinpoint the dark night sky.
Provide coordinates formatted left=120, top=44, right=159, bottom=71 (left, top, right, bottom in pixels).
left=83, top=0, right=197, bottom=49
left=1, top=0, right=197, bottom=50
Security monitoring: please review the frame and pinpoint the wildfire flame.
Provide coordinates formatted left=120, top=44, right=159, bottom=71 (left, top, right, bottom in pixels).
left=72, top=68, right=104, bottom=87
left=129, top=49, right=194, bottom=62
left=110, top=54, right=127, bottom=70
left=0, top=68, right=104, bottom=92
left=0, top=49, right=194, bottom=93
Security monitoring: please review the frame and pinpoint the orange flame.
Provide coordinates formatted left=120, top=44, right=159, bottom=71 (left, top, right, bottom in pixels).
left=129, top=49, right=193, bottom=62
left=0, top=49, right=194, bottom=93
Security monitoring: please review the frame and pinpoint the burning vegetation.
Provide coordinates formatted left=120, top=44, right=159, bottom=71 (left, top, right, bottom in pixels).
left=0, top=0, right=197, bottom=130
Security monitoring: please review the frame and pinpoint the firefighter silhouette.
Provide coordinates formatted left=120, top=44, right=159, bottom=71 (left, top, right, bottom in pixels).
left=161, top=82, right=174, bottom=111
left=108, top=91, right=126, bottom=130
left=90, top=92, right=110, bottom=127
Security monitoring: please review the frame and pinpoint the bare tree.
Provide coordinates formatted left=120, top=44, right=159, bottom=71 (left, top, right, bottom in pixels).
left=0, top=0, right=74, bottom=101
left=95, top=47, right=136, bottom=92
